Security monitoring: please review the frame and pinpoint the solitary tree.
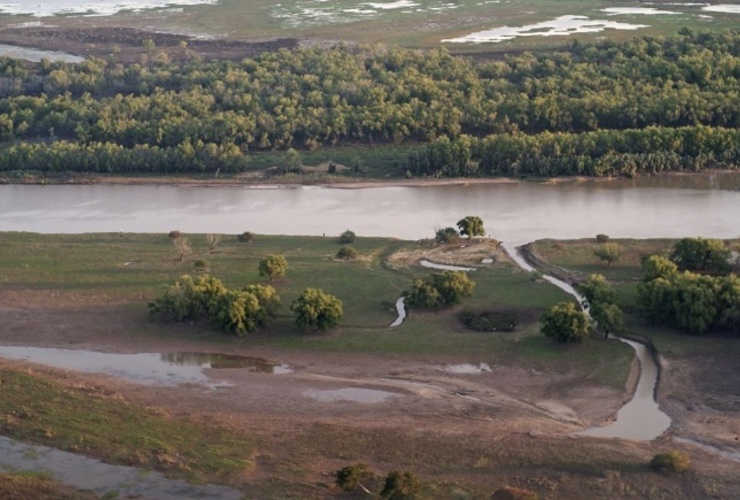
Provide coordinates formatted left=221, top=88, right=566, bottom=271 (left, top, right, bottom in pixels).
left=541, top=302, right=590, bottom=343
left=291, top=288, right=343, bottom=331
left=339, top=229, right=356, bottom=244
left=456, top=216, right=485, bottom=239
left=172, top=235, right=191, bottom=262
left=205, top=233, right=221, bottom=251
left=259, top=254, right=288, bottom=281
left=593, top=243, right=623, bottom=266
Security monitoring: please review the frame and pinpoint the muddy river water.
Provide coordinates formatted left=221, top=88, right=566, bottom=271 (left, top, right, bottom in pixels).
left=0, top=172, right=738, bottom=243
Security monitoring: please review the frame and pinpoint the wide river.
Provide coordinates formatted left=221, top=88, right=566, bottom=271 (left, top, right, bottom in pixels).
left=0, top=173, right=739, bottom=242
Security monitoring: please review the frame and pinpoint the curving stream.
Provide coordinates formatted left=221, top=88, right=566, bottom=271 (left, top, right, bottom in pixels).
left=504, top=244, right=672, bottom=441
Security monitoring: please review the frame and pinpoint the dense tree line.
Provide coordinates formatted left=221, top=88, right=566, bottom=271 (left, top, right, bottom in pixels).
left=0, top=29, right=737, bottom=175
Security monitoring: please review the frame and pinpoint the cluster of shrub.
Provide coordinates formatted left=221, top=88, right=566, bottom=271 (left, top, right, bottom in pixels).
left=404, top=271, right=475, bottom=310
left=638, top=238, right=739, bottom=335
left=148, top=275, right=280, bottom=336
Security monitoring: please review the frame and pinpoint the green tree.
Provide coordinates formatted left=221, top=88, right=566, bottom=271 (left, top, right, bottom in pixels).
left=577, top=274, right=615, bottom=306
left=456, top=216, right=485, bottom=239
left=380, top=471, right=422, bottom=499
left=670, top=237, right=731, bottom=274
left=641, top=255, right=678, bottom=282
left=339, top=229, right=356, bottom=244
left=591, top=302, right=624, bottom=336
left=291, top=288, right=343, bottom=331
left=593, top=243, right=623, bottom=266
left=335, top=463, right=374, bottom=493
left=541, top=302, right=590, bottom=343
left=404, top=271, right=475, bottom=309
left=280, top=147, right=302, bottom=174
left=259, top=254, right=288, bottom=281
left=435, top=226, right=459, bottom=244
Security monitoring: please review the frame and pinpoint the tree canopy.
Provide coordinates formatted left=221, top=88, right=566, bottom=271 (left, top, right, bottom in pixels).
left=0, top=31, right=737, bottom=178
left=541, top=302, right=590, bottom=343
left=291, top=288, right=343, bottom=331
left=457, top=216, right=485, bottom=239
left=259, top=254, right=288, bottom=281
left=404, top=271, right=475, bottom=309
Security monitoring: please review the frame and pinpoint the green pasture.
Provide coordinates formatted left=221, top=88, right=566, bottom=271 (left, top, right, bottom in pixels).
left=0, top=231, right=632, bottom=382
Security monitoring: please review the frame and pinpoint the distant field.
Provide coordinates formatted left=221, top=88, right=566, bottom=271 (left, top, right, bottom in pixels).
left=1, top=0, right=737, bottom=51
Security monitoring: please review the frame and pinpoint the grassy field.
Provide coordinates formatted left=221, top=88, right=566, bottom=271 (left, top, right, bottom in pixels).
left=1, top=0, right=736, bottom=52
left=0, top=232, right=633, bottom=374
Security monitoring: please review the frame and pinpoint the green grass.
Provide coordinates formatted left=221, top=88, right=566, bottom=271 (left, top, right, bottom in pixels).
left=0, top=368, right=254, bottom=486
left=0, top=231, right=634, bottom=387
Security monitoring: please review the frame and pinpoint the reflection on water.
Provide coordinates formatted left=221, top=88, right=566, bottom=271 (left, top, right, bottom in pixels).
left=0, top=172, right=738, bottom=244
left=0, top=436, right=242, bottom=499
left=576, top=338, right=671, bottom=440
left=0, top=346, right=290, bottom=387
left=304, top=388, right=400, bottom=403
left=161, top=352, right=292, bottom=373
left=0, top=43, right=83, bottom=63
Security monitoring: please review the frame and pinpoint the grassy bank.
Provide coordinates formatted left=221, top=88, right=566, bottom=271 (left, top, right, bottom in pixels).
left=0, top=367, right=253, bottom=486
left=0, top=232, right=633, bottom=377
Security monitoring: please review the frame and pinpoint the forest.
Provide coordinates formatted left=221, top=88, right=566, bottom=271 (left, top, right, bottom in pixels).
left=0, top=29, right=737, bottom=177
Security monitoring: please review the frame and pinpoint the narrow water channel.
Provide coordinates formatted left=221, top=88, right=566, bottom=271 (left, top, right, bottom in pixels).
left=503, top=244, right=673, bottom=441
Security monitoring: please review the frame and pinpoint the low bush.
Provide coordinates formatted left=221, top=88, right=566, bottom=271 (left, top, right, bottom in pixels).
left=650, top=451, right=690, bottom=473
left=339, top=229, right=356, bottom=244
left=336, top=246, right=359, bottom=260
left=459, top=310, right=517, bottom=332
left=237, top=231, right=254, bottom=243
left=596, top=233, right=610, bottom=243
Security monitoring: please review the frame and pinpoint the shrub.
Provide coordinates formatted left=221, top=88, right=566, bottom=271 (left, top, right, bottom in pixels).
left=650, top=451, right=690, bottom=473
left=404, top=271, right=475, bottom=309
left=339, top=229, right=356, bottom=244
left=193, top=259, right=209, bottom=271
left=435, top=226, right=460, bottom=243
left=459, top=310, right=517, bottom=332
left=168, top=230, right=182, bottom=240
left=491, top=486, right=539, bottom=500
left=237, top=231, right=254, bottom=243
left=380, top=471, right=422, bottom=499
left=335, top=463, right=374, bottom=493
left=596, top=233, right=610, bottom=243
left=336, top=246, right=359, bottom=260
left=258, top=254, right=288, bottom=281
left=291, top=288, right=343, bottom=331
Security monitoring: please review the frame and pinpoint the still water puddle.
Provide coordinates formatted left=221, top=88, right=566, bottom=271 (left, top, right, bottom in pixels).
left=420, top=260, right=476, bottom=272
left=0, top=436, right=241, bottom=500
left=0, top=346, right=290, bottom=388
left=304, top=388, right=400, bottom=403
left=441, top=363, right=492, bottom=374
left=389, top=297, right=407, bottom=327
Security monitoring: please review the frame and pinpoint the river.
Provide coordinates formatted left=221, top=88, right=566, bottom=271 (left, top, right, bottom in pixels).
left=1, top=172, right=739, bottom=241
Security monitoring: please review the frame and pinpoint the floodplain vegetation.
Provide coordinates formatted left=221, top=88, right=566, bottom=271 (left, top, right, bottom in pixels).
left=1, top=231, right=739, bottom=497
left=0, top=30, right=737, bottom=182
